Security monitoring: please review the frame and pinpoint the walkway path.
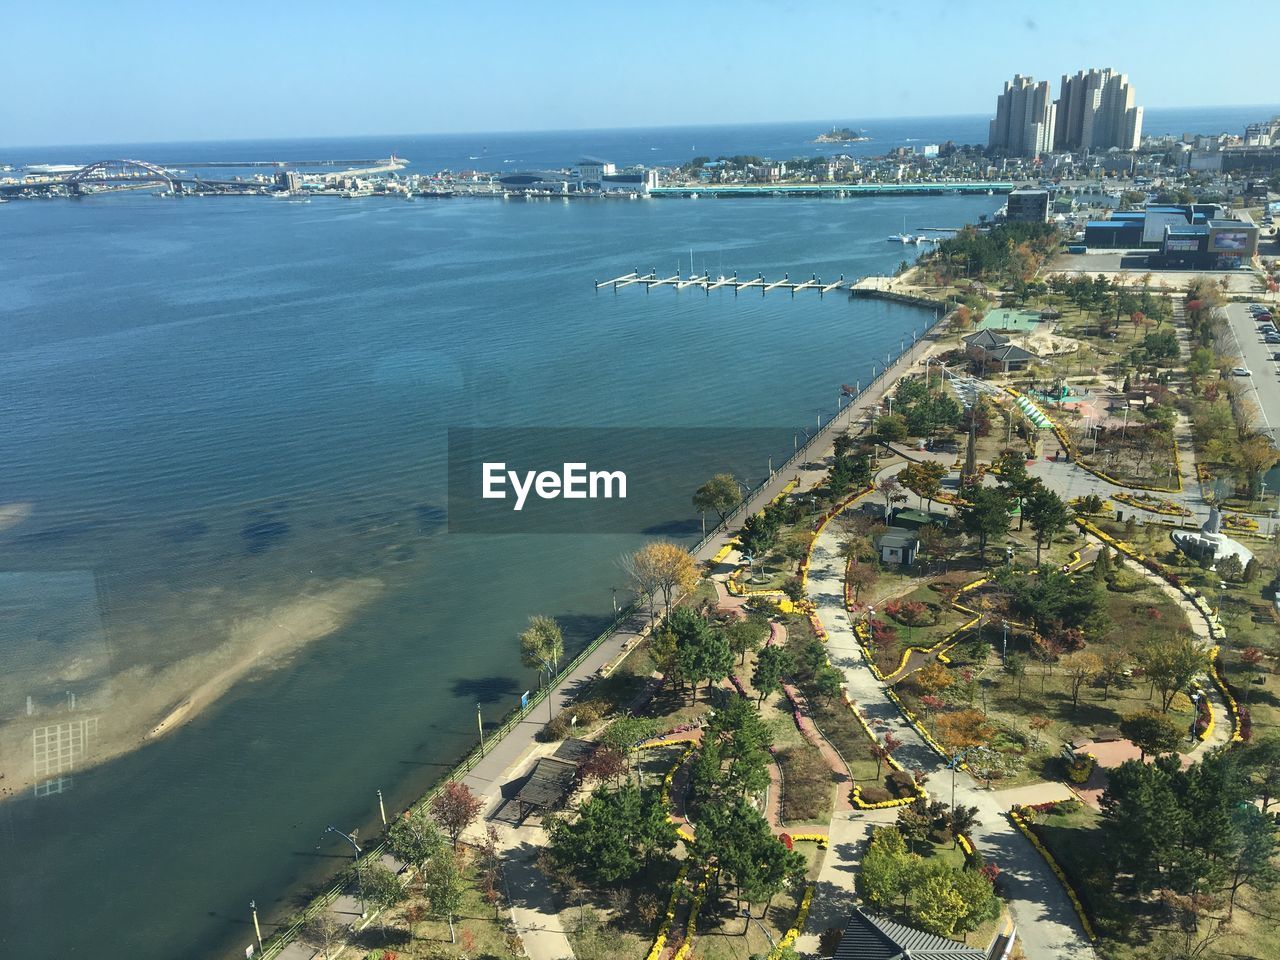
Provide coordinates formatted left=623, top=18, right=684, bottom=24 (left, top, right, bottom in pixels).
left=807, top=519, right=1100, bottom=960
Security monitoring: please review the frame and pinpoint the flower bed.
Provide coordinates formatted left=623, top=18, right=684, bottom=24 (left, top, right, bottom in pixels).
left=1008, top=804, right=1097, bottom=942
left=643, top=865, right=688, bottom=960
left=784, top=832, right=829, bottom=849
left=1206, top=646, right=1245, bottom=743
left=1113, top=491, right=1190, bottom=517
left=1065, top=752, right=1096, bottom=784
left=768, top=883, right=814, bottom=958
left=1223, top=513, right=1259, bottom=532
left=671, top=874, right=708, bottom=960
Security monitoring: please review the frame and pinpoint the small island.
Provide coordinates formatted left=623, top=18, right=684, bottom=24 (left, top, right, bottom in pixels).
left=814, top=126, right=870, bottom=143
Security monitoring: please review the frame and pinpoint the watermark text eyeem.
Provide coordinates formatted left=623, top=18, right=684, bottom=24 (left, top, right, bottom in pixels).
left=482, top=462, right=627, bottom=511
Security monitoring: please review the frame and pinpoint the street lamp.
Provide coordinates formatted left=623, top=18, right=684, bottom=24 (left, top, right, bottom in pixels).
left=1001, top=620, right=1010, bottom=662
left=318, top=826, right=365, bottom=916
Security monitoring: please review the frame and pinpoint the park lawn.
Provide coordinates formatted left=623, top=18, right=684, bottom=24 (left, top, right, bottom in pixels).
left=1031, top=801, right=1280, bottom=960
left=901, top=569, right=1197, bottom=788
left=365, top=848, right=519, bottom=959
left=688, top=884, right=804, bottom=960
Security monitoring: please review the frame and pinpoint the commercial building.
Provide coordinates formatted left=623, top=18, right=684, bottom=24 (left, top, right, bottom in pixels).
left=1153, top=218, right=1260, bottom=269
left=575, top=157, right=616, bottom=187
left=988, top=75, right=1056, bottom=157
left=1005, top=187, right=1049, bottom=223
left=1053, top=68, right=1143, bottom=152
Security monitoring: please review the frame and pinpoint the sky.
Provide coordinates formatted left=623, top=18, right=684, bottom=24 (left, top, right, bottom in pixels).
left=2, top=0, right=1275, bottom=148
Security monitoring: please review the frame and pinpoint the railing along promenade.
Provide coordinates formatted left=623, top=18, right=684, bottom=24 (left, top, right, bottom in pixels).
left=252, top=281, right=954, bottom=959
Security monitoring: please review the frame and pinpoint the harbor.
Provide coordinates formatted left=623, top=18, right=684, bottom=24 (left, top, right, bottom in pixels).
left=594, top=269, right=853, bottom=295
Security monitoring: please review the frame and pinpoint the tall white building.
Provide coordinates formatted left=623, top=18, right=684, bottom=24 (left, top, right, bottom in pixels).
left=988, top=75, right=1056, bottom=157
left=1053, top=69, right=1143, bottom=152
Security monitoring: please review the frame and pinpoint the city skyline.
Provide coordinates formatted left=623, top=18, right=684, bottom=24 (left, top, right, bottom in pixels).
left=2, top=0, right=1276, bottom=147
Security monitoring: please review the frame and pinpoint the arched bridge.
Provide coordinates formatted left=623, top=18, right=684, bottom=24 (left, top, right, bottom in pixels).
left=64, top=159, right=177, bottom=193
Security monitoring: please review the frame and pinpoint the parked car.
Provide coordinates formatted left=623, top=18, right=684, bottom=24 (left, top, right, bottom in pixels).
left=1233, top=367, right=1253, bottom=376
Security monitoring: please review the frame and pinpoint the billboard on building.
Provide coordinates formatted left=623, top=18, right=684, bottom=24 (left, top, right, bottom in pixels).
left=1210, top=231, right=1249, bottom=251
left=1165, top=238, right=1200, bottom=252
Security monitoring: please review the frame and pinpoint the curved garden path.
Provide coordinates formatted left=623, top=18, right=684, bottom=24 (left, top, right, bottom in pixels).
left=806, top=517, right=1100, bottom=960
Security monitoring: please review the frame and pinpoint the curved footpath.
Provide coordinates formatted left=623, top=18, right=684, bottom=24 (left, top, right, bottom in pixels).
left=805, top=521, right=1100, bottom=960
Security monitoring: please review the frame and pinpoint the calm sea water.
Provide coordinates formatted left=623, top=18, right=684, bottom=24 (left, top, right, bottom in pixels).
left=0, top=107, right=1268, bottom=959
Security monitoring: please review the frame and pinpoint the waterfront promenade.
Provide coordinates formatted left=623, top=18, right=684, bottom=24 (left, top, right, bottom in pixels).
left=268, top=289, right=950, bottom=960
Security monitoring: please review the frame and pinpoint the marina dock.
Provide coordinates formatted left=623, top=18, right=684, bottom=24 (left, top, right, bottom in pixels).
left=595, top=270, right=850, bottom=295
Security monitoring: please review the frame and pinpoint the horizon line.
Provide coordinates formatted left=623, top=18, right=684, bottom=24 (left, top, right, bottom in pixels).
left=6, top=101, right=1278, bottom=153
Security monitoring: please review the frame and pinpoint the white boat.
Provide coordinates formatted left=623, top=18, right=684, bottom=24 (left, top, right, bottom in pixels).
left=688, top=192, right=699, bottom=199
left=887, top=234, right=913, bottom=243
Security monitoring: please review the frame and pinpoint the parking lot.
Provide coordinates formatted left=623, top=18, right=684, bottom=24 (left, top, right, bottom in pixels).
left=1047, top=249, right=1261, bottom=292
left=1222, top=300, right=1280, bottom=441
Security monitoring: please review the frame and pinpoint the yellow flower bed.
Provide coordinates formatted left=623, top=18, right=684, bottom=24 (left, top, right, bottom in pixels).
left=1223, top=513, right=1259, bottom=532
left=768, top=884, right=814, bottom=958
left=671, top=875, right=709, bottom=960
left=1205, top=646, right=1244, bottom=743
left=643, top=865, right=688, bottom=960
left=1008, top=806, right=1097, bottom=942
left=639, top=737, right=697, bottom=750
left=1114, top=491, right=1190, bottom=517
left=843, top=690, right=929, bottom=808
left=1070, top=496, right=1113, bottom=514
left=788, top=833, right=829, bottom=848
left=956, top=833, right=974, bottom=856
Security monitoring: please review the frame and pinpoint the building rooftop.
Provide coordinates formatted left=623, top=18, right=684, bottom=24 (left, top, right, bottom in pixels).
left=877, top=527, right=920, bottom=550
left=833, top=907, right=988, bottom=960
left=963, top=329, right=1010, bottom=348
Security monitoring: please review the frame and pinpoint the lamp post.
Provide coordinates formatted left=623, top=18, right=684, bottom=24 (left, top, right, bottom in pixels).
left=250, top=901, right=262, bottom=952
left=377, top=789, right=386, bottom=827
left=541, top=658, right=556, bottom=722
left=1001, top=620, right=1010, bottom=663
left=477, top=702, right=486, bottom=757
left=318, top=826, right=365, bottom=916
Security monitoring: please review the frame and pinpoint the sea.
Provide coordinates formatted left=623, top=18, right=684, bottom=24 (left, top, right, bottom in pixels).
left=0, top=106, right=1272, bottom=959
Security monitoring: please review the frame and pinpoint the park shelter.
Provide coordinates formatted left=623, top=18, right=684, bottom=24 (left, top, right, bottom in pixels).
left=508, top=738, right=593, bottom=822
left=833, top=907, right=987, bottom=960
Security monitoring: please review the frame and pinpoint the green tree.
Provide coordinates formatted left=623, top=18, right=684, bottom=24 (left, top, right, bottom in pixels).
left=994, top=451, right=1035, bottom=530
left=693, top=473, right=742, bottom=525
left=1003, top=651, right=1028, bottom=700
left=1101, top=758, right=1185, bottom=891
left=423, top=850, right=466, bottom=943
left=548, top=784, right=678, bottom=886
left=752, top=645, right=791, bottom=705
left=363, top=864, right=407, bottom=938
left=859, top=826, right=919, bottom=909
left=724, top=618, right=769, bottom=665
left=958, top=486, right=1011, bottom=559
left=386, top=807, right=446, bottom=878
left=1226, top=805, right=1280, bottom=917
left=1022, top=485, right=1071, bottom=566
left=1136, top=637, right=1208, bottom=713
left=520, top=614, right=565, bottom=675
left=1120, top=710, right=1182, bottom=761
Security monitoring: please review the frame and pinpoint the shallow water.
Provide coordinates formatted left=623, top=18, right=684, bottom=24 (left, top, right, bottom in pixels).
left=0, top=184, right=1002, bottom=957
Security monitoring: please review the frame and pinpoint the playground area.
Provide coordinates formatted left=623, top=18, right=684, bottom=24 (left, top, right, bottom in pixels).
left=977, top=308, right=1044, bottom=332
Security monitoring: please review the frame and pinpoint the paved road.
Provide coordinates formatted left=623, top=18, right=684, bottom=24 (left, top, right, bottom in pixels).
left=1221, top=299, right=1280, bottom=446
left=807, top=522, right=1100, bottom=960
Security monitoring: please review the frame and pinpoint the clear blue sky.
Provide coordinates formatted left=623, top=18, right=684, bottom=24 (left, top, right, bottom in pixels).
left=2, top=0, right=1273, bottom=147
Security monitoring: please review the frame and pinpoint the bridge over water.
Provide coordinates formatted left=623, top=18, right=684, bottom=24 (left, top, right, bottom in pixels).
left=649, top=181, right=1014, bottom=198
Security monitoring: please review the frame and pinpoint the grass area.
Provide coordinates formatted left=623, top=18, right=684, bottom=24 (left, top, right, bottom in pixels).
left=351, top=846, right=520, bottom=959
left=894, top=559, right=1196, bottom=788
left=1030, top=799, right=1280, bottom=960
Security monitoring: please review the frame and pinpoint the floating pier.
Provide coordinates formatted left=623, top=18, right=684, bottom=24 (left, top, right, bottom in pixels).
left=596, top=269, right=849, bottom=296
